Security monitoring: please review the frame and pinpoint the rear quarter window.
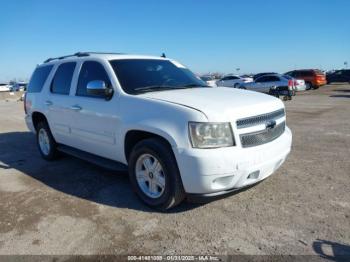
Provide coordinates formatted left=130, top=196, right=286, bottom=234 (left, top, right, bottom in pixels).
left=51, top=62, right=76, bottom=95
left=27, top=65, right=53, bottom=93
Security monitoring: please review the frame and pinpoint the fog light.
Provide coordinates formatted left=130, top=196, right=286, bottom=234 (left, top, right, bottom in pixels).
left=248, top=170, right=260, bottom=179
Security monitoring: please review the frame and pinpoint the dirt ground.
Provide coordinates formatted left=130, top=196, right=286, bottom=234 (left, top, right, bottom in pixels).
left=0, top=84, right=349, bottom=258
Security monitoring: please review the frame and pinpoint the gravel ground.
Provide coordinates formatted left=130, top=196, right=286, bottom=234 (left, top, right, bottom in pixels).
left=0, top=84, right=349, bottom=258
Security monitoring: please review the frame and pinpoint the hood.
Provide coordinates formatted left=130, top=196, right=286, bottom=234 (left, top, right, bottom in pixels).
left=139, top=87, right=285, bottom=122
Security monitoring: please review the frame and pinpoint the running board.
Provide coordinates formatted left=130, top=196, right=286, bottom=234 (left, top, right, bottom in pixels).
left=57, top=145, right=128, bottom=172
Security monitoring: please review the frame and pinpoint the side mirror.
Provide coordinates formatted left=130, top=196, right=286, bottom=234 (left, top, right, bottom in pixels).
left=87, top=80, right=113, bottom=99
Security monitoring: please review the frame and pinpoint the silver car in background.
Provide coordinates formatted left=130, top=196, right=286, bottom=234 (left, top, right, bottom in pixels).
left=240, top=74, right=293, bottom=99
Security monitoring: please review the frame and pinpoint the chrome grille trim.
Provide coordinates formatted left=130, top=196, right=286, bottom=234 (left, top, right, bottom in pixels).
left=236, top=109, right=285, bottom=129
left=240, top=121, right=285, bottom=148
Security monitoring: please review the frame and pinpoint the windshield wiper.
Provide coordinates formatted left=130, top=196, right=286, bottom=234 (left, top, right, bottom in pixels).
left=181, top=84, right=210, bottom=88
left=134, top=85, right=179, bottom=93
left=134, top=84, right=209, bottom=94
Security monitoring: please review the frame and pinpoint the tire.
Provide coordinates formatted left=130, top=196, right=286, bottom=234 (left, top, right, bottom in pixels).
left=36, top=121, right=59, bottom=161
left=128, top=138, right=185, bottom=210
left=305, top=82, right=312, bottom=90
left=268, top=89, right=279, bottom=98
left=234, top=83, right=240, bottom=88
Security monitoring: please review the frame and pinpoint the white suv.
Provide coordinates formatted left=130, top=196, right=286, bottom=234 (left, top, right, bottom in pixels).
left=25, top=52, right=292, bottom=210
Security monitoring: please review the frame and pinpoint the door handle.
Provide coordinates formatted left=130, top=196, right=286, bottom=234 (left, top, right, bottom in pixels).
left=70, top=105, right=82, bottom=111
left=45, top=100, right=53, bottom=106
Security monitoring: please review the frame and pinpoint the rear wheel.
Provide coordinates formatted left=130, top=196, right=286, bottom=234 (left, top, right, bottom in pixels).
left=233, top=83, right=240, bottom=88
left=128, top=138, right=185, bottom=210
left=36, top=121, right=58, bottom=160
left=305, top=82, right=312, bottom=90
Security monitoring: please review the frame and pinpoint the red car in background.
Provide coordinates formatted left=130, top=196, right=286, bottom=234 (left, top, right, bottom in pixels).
left=285, top=69, right=327, bottom=90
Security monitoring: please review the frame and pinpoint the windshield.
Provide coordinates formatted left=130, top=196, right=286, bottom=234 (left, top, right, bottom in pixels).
left=283, top=75, right=292, bottom=80
left=109, top=59, right=208, bottom=94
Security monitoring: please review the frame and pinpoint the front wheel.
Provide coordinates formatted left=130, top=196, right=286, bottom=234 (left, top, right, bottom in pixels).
left=128, top=138, right=185, bottom=210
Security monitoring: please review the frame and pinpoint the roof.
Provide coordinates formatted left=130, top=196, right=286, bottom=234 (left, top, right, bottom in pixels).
left=41, top=52, right=168, bottom=65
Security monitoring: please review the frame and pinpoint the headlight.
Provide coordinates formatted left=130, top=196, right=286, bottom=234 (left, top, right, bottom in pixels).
left=189, top=122, right=234, bottom=148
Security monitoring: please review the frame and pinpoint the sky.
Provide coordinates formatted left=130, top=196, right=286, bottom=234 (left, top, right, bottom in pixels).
left=0, top=0, right=349, bottom=81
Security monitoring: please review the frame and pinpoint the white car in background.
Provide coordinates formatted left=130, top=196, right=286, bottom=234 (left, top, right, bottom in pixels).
left=200, top=75, right=217, bottom=87
left=11, top=82, right=28, bottom=91
left=0, top=83, right=11, bottom=92
left=283, top=75, right=306, bottom=91
left=216, top=75, right=251, bottom=88
left=240, top=75, right=254, bottom=83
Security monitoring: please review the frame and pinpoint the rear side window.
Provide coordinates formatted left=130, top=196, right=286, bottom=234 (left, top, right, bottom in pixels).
left=256, top=76, right=270, bottom=82
left=51, top=62, right=76, bottom=95
left=27, top=65, right=53, bottom=93
left=76, top=61, right=111, bottom=98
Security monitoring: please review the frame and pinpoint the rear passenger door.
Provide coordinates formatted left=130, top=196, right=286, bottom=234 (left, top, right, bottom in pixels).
left=46, top=62, right=77, bottom=145
left=68, top=60, right=120, bottom=160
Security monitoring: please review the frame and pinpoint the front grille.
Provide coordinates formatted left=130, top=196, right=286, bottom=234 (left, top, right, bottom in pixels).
left=240, top=121, right=285, bottom=148
left=236, top=109, right=285, bottom=129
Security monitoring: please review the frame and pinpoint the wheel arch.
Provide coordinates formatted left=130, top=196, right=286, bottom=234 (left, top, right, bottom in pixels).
left=124, top=129, right=175, bottom=163
left=32, top=111, right=48, bottom=131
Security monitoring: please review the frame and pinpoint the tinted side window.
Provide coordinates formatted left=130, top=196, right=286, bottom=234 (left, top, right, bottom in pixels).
left=76, top=61, right=111, bottom=98
left=51, top=62, right=76, bottom=95
left=256, top=76, right=271, bottom=82
left=289, top=71, right=296, bottom=77
left=27, top=65, right=53, bottom=93
left=270, top=76, right=280, bottom=82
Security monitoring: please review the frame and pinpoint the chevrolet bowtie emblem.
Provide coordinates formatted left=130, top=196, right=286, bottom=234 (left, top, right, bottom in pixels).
left=266, top=120, right=277, bottom=130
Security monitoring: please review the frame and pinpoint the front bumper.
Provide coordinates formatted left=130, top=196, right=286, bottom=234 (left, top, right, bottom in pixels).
left=174, top=127, right=292, bottom=194
left=296, top=85, right=307, bottom=91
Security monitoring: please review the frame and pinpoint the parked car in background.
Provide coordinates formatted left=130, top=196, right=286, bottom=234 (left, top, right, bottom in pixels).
left=200, top=75, right=217, bottom=87
left=0, top=83, right=11, bottom=92
left=283, top=75, right=306, bottom=92
left=216, top=75, right=251, bottom=88
left=326, top=69, right=350, bottom=84
left=24, top=52, right=292, bottom=210
left=285, top=69, right=326, bottom=89
left=12, top=82, right=28, bottom=91
left=241, top=74, right=293, bottom=99
left=253, top=72, right=278, bottom=81
left=240, top=74, right=254, bottom=83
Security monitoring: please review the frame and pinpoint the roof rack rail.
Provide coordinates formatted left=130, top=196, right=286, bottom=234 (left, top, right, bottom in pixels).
left=78, top=51, right=124, bottom=55
left=43, top=52, right=90, bottom=63
left=43, top=52, right=124, bottom=63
